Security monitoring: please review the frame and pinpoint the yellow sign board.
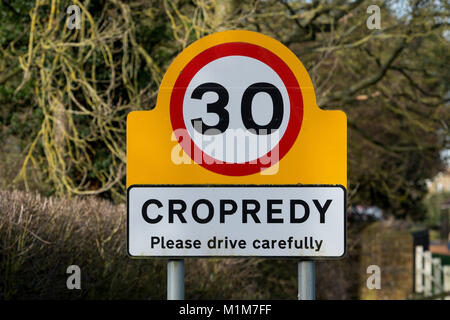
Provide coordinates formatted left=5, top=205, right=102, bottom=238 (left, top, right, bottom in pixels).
left=127, top=30, right=346, bottom=187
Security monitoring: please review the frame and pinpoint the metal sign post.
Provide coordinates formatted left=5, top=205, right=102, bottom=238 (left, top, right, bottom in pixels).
left=298, top=260, right=315, bottom=300
left=167, top=259, right=184, bottom=300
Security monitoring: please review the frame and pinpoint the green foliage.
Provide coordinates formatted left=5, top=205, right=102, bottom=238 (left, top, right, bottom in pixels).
left=0, top=189, right=365, bottom=299
left=423, top=191, right=450, bottom=227
left=0, top=0, right=448, bottom=219
left=0, top=189, right=163, bottom=299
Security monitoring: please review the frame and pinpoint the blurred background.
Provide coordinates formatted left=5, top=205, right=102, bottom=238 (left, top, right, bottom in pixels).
left=0, top=0, right=449, bottom=299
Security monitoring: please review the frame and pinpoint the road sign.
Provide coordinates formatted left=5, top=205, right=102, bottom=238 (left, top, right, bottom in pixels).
left=127, top=30, right=346, bottom=185
left=128, top=185, right=345, bottom=258
left=127, top=30, right=347, bottom=259
left=170, top=42, right=303, bottom=176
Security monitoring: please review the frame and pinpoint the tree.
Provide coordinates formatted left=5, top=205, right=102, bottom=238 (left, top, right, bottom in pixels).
left=1, top=0, right=448, bottom=218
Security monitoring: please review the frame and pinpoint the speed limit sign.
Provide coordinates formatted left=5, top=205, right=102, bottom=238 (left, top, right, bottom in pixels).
left=127, top=30, right=346, bottom=184
left=170, top=41, right=303, bottom=176
left=127, top=30, right=347, bottom=259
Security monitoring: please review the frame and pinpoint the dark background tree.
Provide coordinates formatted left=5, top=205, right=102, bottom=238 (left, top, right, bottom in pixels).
left=0, top=0, right=448, bottom=219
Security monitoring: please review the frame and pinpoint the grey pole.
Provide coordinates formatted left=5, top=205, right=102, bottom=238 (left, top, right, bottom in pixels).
left=298, top=260, right=315, bottom=300
left=167, top=259, right=184, bottom=300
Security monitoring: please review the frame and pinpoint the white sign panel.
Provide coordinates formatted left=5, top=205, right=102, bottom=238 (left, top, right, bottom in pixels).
left=127, top=185, right=346, bottom=258
left=182, top=56, right=291, bottom=163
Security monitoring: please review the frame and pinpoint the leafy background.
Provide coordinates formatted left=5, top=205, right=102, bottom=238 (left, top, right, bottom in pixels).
left=0, top=0, right=448, bottom=299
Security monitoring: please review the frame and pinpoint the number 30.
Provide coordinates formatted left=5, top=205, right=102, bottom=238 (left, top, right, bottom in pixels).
left=190, top=82, right=284, bottom=135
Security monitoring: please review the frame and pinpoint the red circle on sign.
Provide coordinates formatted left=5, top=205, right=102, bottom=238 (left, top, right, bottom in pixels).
left=170, top=42, right=303, bottom=176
